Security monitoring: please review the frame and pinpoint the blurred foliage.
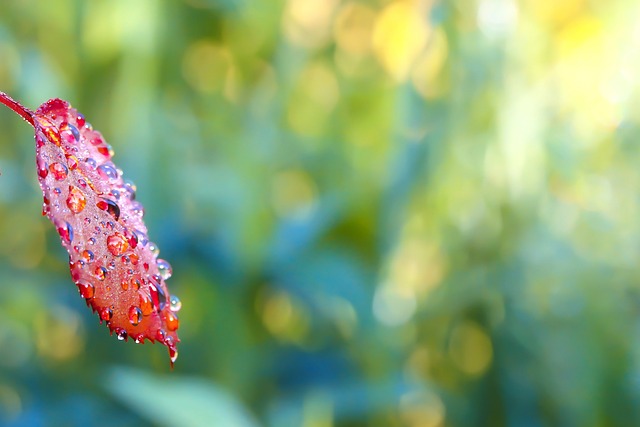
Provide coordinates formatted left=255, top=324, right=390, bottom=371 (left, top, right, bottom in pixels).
left=1, top=0, right=640, bottom=426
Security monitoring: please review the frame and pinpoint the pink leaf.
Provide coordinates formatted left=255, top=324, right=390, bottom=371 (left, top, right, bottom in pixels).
left=0, top=92, right=181, bottom=367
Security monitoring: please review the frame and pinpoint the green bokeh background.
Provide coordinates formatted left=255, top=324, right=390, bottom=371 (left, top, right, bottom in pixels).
left=1, top=0, right=640, bottom=426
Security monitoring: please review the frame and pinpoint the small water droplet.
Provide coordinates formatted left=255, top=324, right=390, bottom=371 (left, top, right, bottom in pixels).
left=66, top=186, right=86, bottom=213
left=37, top=157, right=48, bottom=178
left=49, top=162, right=68, bottom=180
left=124, top=229, right=138, bottom=249
left=57, top=221, right=73, bottom=244
left=107, top=233, right=129, bottom=256
left=164, top=311, right=179, bottom=331
left=148, top=242, right=160, bottom=257
left=81, top=249, right=94, bottom=263
left=76, top=281, right=95, bottom=299
left=121, top=279, right=129, bottom=291
left=95, top=266, right=107, bottom=281
left=84, top=158, right=97, bottom=170
left=66, top=154, right=80, bottom=170
left=169, top=295, right=182, bottom=312
left=76, top=113, right=86, bottom=128
left=115, top=328, right=128, bottom=341
left=129, top=253, right=139, bottom=265
left=100, top=306, right=113, bottom=321
left=123, top=180, right=137, bottom=200
left=96, top=199, right=120, bottom=221
left=97, top=163, right=119, bottom=181
left=128, top=306, right=143, bottom=326
left=157, top=259, right=172, bottom=280
left=88, top=237, right=96, bottom=245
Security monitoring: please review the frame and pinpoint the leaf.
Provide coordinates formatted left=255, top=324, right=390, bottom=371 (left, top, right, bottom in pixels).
left=105, top=367, right=261, bottom=427
left=0, top=92, right=181, bottom=366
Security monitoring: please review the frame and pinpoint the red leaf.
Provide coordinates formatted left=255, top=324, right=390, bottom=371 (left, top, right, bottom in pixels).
left=0, top=92, right=180, bottom=367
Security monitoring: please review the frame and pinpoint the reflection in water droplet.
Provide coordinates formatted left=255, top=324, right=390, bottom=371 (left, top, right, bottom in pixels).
left=107, top=233, right=129, bottom=256
left=164, top=311, right=179, bottom=331
left=81, top=250, right=94, bottom=263
left=97, top=163, right=119, bottom=181
left=170, top=295, right=182, bottom=312
left=100, top=306, right=113, bottom=321
left=96, top=199, right=121, bottom=221
left=49, top=162, right=68, bottom=180
left=157, top=259, right=172, bottom=280
left=148, top=242, right=160, bottom=257
left=95, top=266, right=107, bottom=281
left=115, top=328, right=128, bottom=341
left=129, top=306, right=143, bottom=326
left=67, top=186, right=86, bottom=213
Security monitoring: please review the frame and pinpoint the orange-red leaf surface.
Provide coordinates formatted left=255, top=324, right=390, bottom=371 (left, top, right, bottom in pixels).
left=0, top=92, right=180, bottom=366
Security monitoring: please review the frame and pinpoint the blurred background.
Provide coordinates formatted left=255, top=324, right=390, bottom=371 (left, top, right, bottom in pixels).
left=0, top=0, right=639, bottom=425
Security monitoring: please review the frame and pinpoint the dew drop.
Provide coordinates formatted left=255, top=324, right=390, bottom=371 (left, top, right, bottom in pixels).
left=88, top=237, right=96, bottom=245
left=85, top=158, right=97, bottom=170
left=139, top=291, right=154, bottom=315
left=169, top=295, right=182, bottom=312
left=66, top=154, right=80, bottom=170
left=123, top=180, right=137, bottom=200
left=149, top=279, right=167, bottom=311
left=43, top=127, right=61, bottom=146
left=96, top=199, right=120, bottom=221
left=81, top=249, right=94, bottom=263
left=66, top=186, right=86, bottom=213
left=164, top=312, right=179, bottom=331
left=121, top=279, right=129, bottom=291
left=129, top=253, right=140, bottom=265
left=37, top=157, right=48, bottom=178
left=76, top=113, right=86, bottom=128
left=128, top=306, right=143, bottom=326
left=99, top=306, right=113, bottom=321
left=124, top=229, right=138, bottom=249
left=148, top=242, right=160, bottom=257
left=115, top=328, right=128, bottom=341
left=95, top=266, right=107, bottom=281
left=97, top=163, right=118, bottom=181
left=157, top=259, right=172, bottom=280
left=76, top=282, right=95, bottom=299
left=57, top=221, right=73, bottom=244
left=49, top=162, right=68, bottom=180
left=107, top=233, right=129, bottom=256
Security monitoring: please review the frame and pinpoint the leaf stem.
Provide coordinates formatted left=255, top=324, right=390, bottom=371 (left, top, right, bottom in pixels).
left=0, top=91, right=35, bottom=127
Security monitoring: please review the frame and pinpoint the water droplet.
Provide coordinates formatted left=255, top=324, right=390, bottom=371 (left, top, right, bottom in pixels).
left=100, top=306, right=113, bottom=321
left=97, top=145, right=111, bottom=158
left=148, top=242, right=160, bottom=257
left=60, top=123, right=80, bottom=143
left=156, top=329, right=166, bottom=342
left=139, top=291, right=154, bottom=315
left=132, top=278, right=142, bottom=290
left=123, top=180, right=137, bottom=200
left=66, top=186, right=86, bottom=213
left=157, top=259, right=172, bottom=280
left=84, top=157, right=97, bottom=170
left=129, top=306, right=143, bottom=326
left=97, top=163, right=119, bottom=181
left=108, top=260, right=117, bottom=270
left=76, top=113, right=86, bottom=128
left=88, top=237, right=96, bottom=245
left=57, top=221, right=73, bottom=244
left=131, top=201, right=144, bottom=217
left=53, top=187, right=61, bottom=195
left=169, top=347, right=178, bottom=365
left=115, top=328, right=128, bottom=341
left=134, top=335, right=145, bottom=344
left=96, top=199, right=120, bottom=221
left=164, top=311, right=179, bottom=331
left=124, top=229, right=138, bottom=249
left=95, top=266, right=107, bottom=281
left=43, top=127, right=61, bottom=146
left=76, top=281, right=95, bottom=299
left=121, top=279, right=129, bottom=291
left=65, top=154, right=80, bottom=170
left=129, top=253, right=140, bottom=265
left=81, top=249, right=94, bottom=263
left=169, top=295, right=182, bottom=312
left=37, top=157, right=48, bottom=178
left=111, top=189, right=120, bottom=200
left=107, top=233, right=129, bottom=256
left=149, top=279, right=167, bottom=311
left=49, top=162, right=68, bottom=180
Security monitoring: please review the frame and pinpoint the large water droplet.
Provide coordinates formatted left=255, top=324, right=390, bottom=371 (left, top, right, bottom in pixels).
left=95, top=266, right=107, bottom=281
left=139, top=291, right=154, bottom=315
left=157, top=259, right=172, bottom=280
left=66, top=186, right=86, bottom=213
left=129, top=306, right=143, bottom=326
left=123, top=180, right=137, bottom=200
left=169, top=295, right=182, bottom=312
left=107, top=232, right=129, bottom=256
left=148, top=242, right=160, bottom=257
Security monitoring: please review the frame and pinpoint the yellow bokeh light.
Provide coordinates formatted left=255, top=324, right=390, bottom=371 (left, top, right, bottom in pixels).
left=261, top=290, right=309, bottom=343
left=283, top=0, right=339, bottom=49
left=372, top=0, right=433, bottom=82
left=333, top=2, right=376, bottom=58
left=448, top=321, right=493, bottom=376
left=411, top=27, right=449, bottom=99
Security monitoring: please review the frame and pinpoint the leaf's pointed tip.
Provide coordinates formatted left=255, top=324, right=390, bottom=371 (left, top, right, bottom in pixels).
left=0, top=91, right=35, bottom=126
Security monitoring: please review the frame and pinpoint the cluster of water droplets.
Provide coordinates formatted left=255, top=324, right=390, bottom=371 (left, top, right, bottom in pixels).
left=33, top=98, right=180, bottom=365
